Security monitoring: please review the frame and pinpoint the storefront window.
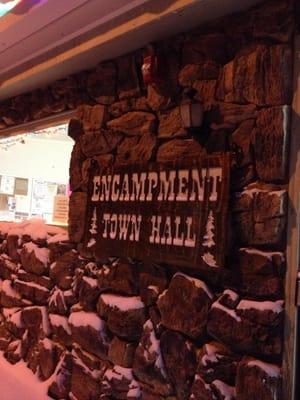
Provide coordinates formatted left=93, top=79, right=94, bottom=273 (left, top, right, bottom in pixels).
left=0, top=124, right=73, bottom=225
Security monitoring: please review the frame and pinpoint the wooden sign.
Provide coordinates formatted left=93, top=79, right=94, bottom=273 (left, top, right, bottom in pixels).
left=84, top=155, right=230, bottom=269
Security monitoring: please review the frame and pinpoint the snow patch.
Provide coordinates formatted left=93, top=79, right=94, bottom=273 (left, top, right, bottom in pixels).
left=69, top=311, right=105, bottom=331
left=174, top=272, right=213, bottom=299
left=100, top=294, right=144, bottom=311
left=49, top=314, right=71, bottom=335
left=237, top=299, right=284, bottom=314
left=23, top=242, right=50, bottom=266
left=247, top=359, right=281, bottom=378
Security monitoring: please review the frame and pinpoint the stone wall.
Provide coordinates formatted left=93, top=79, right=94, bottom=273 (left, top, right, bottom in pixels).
left=0, top=0, right=296, bottom=399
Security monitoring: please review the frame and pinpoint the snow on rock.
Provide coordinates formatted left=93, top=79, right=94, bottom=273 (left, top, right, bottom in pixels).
left=49, top=314, right=72, bottom=335
left=99, top=294, right=145, bottom=312
left=69, top=311, right=105, bottom=331
left=2, top=279, right=22, bottom=300
left=103, top=365, right=141, bottom=399
left=240, top=247, right=285, bottom=261
left=0, top=219, right=65, bottom=241
left=47, top=232, right=69, bottom=244
left=246, top=359, right=281, bottom=377
left=202, top=252, right=218, bottom=268
left=174, top=272, right=213, bottom=299
left=212, top=379, right=236, bottom=400
left=211, top=299, right=241, bottom=323
left=23, top=242, right=50, bottom=266
left=237, top=299, right=284, bottom=314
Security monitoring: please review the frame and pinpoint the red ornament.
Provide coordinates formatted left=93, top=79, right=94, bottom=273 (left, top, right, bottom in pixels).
left=142, top=54, right=162, bottom=86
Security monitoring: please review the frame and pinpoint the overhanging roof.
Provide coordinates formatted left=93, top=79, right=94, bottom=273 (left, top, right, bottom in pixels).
left=0, top=0, right=263, bottom=101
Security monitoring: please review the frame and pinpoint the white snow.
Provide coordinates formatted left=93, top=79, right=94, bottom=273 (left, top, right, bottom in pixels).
left=49, top=314, right=71, bottom=335
left=82, top=276, right=98, bottom=288
left=202, top=210, right=215, bottom=248
left=0, top=219, right=65, bottom=241
left=1, top=279, right=22, bottom=299
left=104, top=366, right=141, bottom=397
left=15, top=279, right=49, bottom=292
left=47, top=232, right=69, bottom=244
left=143, top=320, right=167, bottom=377
left=0, top=353, right=52, bottom=400
left=223, top=289, right=239, bottom=302
left=240, top=248, right=285, bottom=261
left=23, top=242, right=50, bottom=266
left=212, top=300, right=241, bottom=322
left=174, top=272, right=214, bottom=299
left=237, top=299, right=284, bottom=314
left=201, top=343, right=222, bottom=366
left=100, top=294, right=145, bottom=311
left=247, top=359, right=281, bottom=378
left=87, top=238, right=96, bottom=248
left=69, top=311, right=105, bottom=331
left=202, top=251, right=218, bottom=268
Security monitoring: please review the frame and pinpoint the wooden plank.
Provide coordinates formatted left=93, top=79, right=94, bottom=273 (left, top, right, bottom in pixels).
left=83, top=154, right=231, bottom=270
left=282, top=35, right=300, bottom=400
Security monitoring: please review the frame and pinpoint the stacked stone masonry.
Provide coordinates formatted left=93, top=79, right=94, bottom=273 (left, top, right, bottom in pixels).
left=0, top=0, right=295, bottom=399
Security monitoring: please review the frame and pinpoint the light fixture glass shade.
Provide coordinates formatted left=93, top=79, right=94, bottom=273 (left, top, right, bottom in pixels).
left=180, top=101, right=203, bottom=128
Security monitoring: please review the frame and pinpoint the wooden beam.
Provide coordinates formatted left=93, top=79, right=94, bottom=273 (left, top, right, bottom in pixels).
left=282, top=34, right=300, bottom=400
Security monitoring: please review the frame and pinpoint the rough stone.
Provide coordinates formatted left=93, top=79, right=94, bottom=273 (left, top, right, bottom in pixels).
left=116, top=133, right=156, bottom=166
left=157, top=273, right=213, bottom=340
left=97, top=259, right=139, bottom=295
left=79, top=130, right=123, bottom=157
left=133, top=320, right=173, bottom=396
left=107, top=112, right=157, bottom=136
left=48, top=353, right=73, bottom=399
left=139, top=263, right=168, bottom=307
left=68, top=118, right=84, bottom=141
left=7, top=235, right=20, bottom=261
left=78, top=275, right=101, bottom=311
left=193, top=80, right=217, bottom=111
left=20, top=242, right=49, bottom=276
left=49, top=250, right=83, bottom=290
left=157, top=139, right=204, bottom=162
left=216, top=44, right=292, bottom=106
left=101, top=365, right=141, bottom=399
left=254, top=106, right=290, bottom=182
left=147, top=84, right=172, bottom=112
left=230, top=119, right=255, bottom=168
left=77, top=104, right=108, bottom=133
left=68, top=193, right=87, bottom=243
left=14, top=279, right=50, bottom=305
left=97, top=293, right=146, bottom=341
left=158, top=107, right=186, bottom=138
left=208, top=103, right=257, bottom=131
left=49, top=314, right=72, bottom=347
left=17, top=269, right=53, bottom=290
left=69, top=141, right=86, bottom=191
left=0, top=256, right=19, bottom=280
left=236, top=357, right=282, bottom=400
left=69, top=311, right=110, bottom=359
left=0, top=279, right=30, bottom=308
left=160, top=330, right=197, bottom=400
left=108, top=336, right=137, bottom=368
left=178, top=62, right=220, bottom=87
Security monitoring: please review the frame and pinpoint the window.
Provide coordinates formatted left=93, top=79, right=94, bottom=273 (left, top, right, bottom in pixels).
left=0, top=124, right=73, bottom=225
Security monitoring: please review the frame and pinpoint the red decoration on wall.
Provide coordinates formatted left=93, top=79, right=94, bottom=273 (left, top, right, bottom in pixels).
left=141, top=45, right=163, bottom=86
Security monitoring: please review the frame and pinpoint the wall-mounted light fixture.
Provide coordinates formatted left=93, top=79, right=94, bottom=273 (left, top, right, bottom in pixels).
left=179, top=88, right=204, bottom=130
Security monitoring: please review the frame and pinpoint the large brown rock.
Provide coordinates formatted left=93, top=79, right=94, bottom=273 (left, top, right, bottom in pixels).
left=157, top=139, right=204, bottom=162
left=17, top=269, right=53, bottom=290
left=69, top=141, right=86, bottom=191
left=139, top=263, right=168, bottom=306
left=6, top=235, right=20, bottom=261
left=77, top=104, right=108, bottom=133
left=108, top=336, right=137, bottom=368
left=178, top=62, right=220, bottom=86
left=207, top=291, right=283, bottom=359
left=68, top=192, right=87, bottom=243
left=0, top=279, right=30, bottom=308
left=197, top=342, right=240, bottom=385
left=190, top=375, right=236, bottom=400
left=158, top=107, right=186, bottom=138
left=20, top=242, right=50, bottom=276
left=14, top=279, right=50, bottom=305
left=48, top=353, right=73, bottom=399
left=157, top=273, right=213, bottom=340
left=97, top=293, right=146, bottom=341
left=207, top=103, right=257, bottom=131
left=254, top=106, right=290, bottom=182
left=69, top=311, right=110, bottom=359
left=133, top=320, right=173, bottom=396
left=77, top=275, right=100, bottom=311
left=217, top=44, right=292, bottom=106
left=193, top=80, right=217, bottom=111
left=49, top=314, right=72, bottom=347
left=49, top=250, right=83, bottom=290
left=79, top=130, right=123, bottom=157
left=0, top=255, right=19, bottom=279
left=160, top=330, right=197, bottom=400
left=107, top=112, right=157, bottom=136
left=116, top=133, right=156, bottom=166
left=97, top=259, right=139, bottom=295
left=101, top=365, right=141, bottom=399
left=236, top=357, right=282, bottom=400
left=48, top=286, right=76, bottom=315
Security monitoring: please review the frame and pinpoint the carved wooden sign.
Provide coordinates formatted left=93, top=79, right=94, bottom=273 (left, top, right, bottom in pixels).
left=84, top=155, right=230, bottom=269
